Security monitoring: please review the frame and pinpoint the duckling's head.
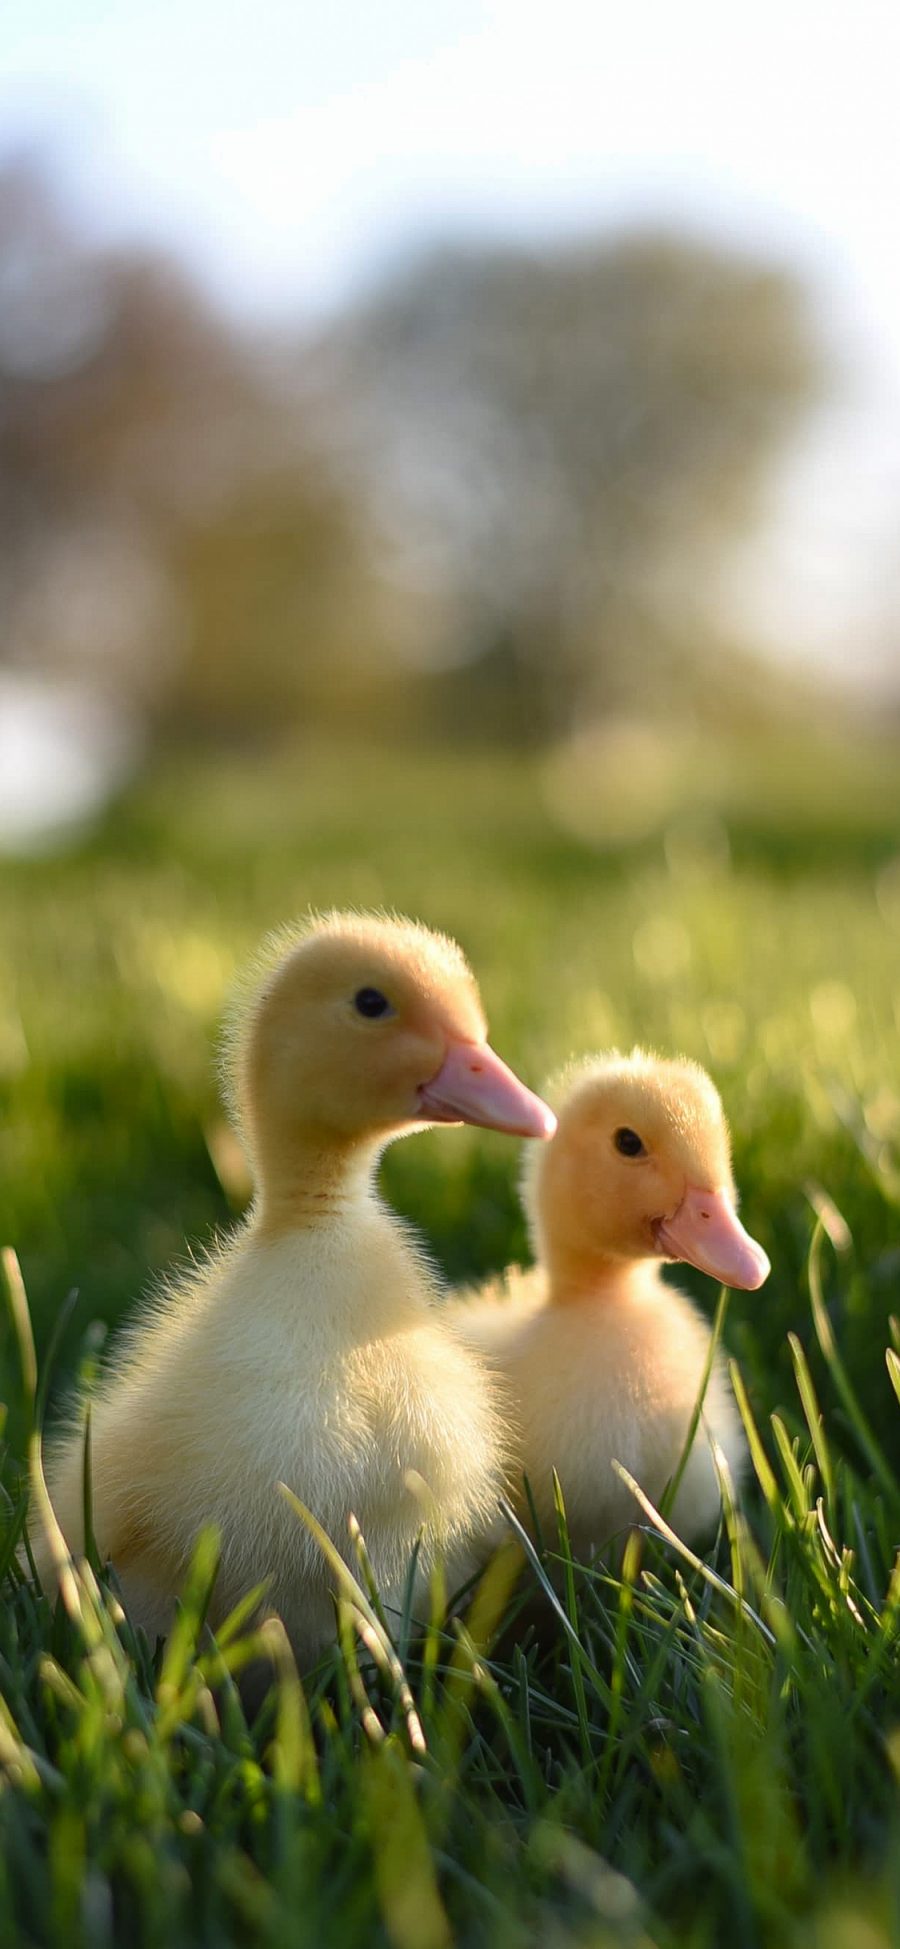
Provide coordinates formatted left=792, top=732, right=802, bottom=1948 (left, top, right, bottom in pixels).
left=228, top=912, right=555, bottom=1189
left=524, top=1051, right=769, bottom=1292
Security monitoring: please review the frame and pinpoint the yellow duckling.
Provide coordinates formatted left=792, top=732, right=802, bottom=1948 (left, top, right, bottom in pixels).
left=446, top=1051, right=769, bottom=1556
left=34, top=912, right=555, bottom=1664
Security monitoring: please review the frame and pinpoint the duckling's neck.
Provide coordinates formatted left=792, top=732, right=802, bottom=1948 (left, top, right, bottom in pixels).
left=543, top=1238, right=650, bottom=1304
left=252, top=1130, right=380, bottom=1237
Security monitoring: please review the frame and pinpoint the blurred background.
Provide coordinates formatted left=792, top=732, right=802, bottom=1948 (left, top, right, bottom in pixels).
left=1, top=1, right=899, bottom=1442
left=2, top=0, right=900, bottom=837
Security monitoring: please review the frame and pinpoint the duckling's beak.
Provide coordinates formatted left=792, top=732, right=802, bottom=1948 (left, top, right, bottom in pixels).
left=417, top=1041, right=557, bottom=1139
left=653, top=1185, right=770, bottom=1290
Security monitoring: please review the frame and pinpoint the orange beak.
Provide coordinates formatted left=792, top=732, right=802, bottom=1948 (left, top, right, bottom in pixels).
left=418, top=1039, right=556, bottom=1140
left=653, top=1184, right=770, bottom=1290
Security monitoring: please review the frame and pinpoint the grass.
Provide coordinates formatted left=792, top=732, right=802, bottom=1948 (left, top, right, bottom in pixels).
left=1, top=731, right=899, bottom=1947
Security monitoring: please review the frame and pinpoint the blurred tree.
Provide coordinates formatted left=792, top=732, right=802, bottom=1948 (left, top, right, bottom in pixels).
left=0, top=163, right=246, bottom=715
left=0, top=161, right=378, bottom=742
left=168, top=476, right=401, bottom=739
left=316, top=234, right=824, bottom=735
left=0, top=164, right=825, bottom=759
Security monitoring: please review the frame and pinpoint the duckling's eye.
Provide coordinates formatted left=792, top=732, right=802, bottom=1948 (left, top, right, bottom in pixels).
left=614, top=1127, right=646, bottom=1158
left=353, top=986, right=393, bottom=1019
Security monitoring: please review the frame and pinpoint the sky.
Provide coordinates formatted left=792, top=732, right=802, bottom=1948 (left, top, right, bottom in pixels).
left=2, top=0, right=900, bottom=685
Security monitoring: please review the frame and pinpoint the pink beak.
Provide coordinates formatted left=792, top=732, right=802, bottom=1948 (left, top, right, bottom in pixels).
left=418, top=1039, right=556, bottom=1140
left=653, top=1184, right=770, bottom=1290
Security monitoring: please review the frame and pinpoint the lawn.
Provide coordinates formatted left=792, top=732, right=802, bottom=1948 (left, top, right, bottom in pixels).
left=1, top=732, right=899, bottom=1947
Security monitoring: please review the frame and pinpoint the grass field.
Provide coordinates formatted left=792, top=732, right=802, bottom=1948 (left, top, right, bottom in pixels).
left=2, top=732, right=899, bottom=1947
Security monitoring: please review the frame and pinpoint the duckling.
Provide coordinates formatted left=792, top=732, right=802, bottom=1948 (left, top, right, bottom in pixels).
left=446, top=1052, right=769, bottom=1557
left=33, top=912, right=555, bottom=1664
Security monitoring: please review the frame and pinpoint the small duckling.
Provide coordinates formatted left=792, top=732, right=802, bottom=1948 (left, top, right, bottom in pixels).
left=34, top=912, right=555, bottom=1664
left=446, top=1051, right=769, bottom=1556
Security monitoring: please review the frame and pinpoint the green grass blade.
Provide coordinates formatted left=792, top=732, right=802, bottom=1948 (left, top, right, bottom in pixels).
left=661, top=1286, right=729, bottom=1520
left=729, top=1358, right=780, bottom=1512
left=808, top=1221, right=900, bottom=1508
left=788, top=1330, right=836, bottom=1514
